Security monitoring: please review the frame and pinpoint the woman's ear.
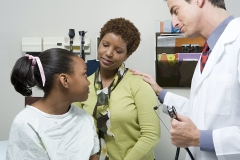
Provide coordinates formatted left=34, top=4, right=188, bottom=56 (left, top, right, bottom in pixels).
left=59, top=74, right=70, bottom=88
left=125, top=54, right=131, bottom=61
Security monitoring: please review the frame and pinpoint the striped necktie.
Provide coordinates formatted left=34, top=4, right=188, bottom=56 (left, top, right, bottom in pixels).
left=200, top=42, right=210, bottom=73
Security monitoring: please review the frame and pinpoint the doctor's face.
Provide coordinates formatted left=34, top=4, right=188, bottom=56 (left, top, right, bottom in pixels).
left=167, top=0, right=202, bottom=38
left=98, top=33, right=129, bottom=72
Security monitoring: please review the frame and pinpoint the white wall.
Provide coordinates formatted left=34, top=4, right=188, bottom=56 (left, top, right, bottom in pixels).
left=0, top=0, right=239, bottom=160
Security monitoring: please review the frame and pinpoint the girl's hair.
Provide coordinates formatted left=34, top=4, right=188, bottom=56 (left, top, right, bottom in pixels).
left=11, top=48, right=78, bottom=96
left=99, top=17, right=141, bottom=55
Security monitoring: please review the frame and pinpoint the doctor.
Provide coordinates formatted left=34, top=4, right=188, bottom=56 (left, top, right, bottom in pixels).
left=131, top=0, right=240, bottom=159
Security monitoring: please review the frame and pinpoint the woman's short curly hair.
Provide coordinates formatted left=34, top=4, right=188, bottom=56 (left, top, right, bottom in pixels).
left=99, top=17, right=141, bottom=55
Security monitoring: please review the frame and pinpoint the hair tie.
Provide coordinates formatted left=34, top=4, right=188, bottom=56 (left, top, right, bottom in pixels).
left=25, top=54, right=46, bottom=86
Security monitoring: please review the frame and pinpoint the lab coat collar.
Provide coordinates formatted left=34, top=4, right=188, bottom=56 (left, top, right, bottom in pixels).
left=194, top=17, right=240, bottom=92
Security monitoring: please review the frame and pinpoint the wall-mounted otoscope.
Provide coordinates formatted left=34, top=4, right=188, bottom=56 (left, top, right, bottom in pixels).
left=154, top=105, right=195, bottom=160
left=79, top=31, right=87, bottom=61
left=68, top=29, right=75, bottom=52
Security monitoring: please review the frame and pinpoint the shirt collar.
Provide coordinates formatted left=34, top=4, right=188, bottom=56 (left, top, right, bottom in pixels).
left=207, top=15, right=234, bottom=51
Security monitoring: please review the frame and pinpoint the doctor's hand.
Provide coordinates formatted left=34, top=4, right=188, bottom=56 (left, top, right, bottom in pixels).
left=170, top=113, right=200, bottom=148
left=130, top=69, right=162, bottom=95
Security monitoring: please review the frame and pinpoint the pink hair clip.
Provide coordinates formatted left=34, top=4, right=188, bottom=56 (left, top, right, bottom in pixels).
left=25, top=54, right=46, bottom=86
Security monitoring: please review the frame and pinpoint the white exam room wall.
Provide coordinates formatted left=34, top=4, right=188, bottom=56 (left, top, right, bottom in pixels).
left=0, top=1, right=239, bottom=160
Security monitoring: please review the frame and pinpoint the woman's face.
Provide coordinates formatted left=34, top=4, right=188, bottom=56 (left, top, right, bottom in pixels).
left=98, top=33, right=129, bottom=72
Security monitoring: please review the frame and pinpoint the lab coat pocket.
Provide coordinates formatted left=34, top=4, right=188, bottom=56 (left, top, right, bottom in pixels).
left=206, top=74, right=232, bottom=115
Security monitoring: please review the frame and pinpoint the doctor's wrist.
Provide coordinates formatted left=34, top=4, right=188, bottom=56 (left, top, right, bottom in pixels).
left=156, top=87, right=162, bottom=95
left=192, top=129, right=200, bottom=147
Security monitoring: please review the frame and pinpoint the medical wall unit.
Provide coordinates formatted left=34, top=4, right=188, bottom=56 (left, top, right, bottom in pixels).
left=155, top=20, right=205, bottom=87
left=22, top=36, right=91, bottom=56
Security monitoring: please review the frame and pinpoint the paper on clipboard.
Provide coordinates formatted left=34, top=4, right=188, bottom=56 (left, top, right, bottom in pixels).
left=157, top=34, right=185, bottom=47
left=157, top=37, right=176, bottom=47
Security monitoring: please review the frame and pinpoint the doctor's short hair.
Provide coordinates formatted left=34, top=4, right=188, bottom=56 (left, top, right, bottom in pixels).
left=11, top=48, right=78, bottom=97
left=99, top=17, right=141, bottom=55
left=185, top=0, right=226, bottom=10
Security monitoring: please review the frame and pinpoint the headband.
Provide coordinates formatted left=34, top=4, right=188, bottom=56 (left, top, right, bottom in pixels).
left=25, top=54, right=46, bottom=86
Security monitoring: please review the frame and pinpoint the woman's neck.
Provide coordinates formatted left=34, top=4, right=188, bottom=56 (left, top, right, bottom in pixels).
left=100, top=68, right=118, bottom=88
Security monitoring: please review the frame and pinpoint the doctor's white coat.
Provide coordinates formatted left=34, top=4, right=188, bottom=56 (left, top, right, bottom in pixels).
left=163, top=17, right=240, bottom=160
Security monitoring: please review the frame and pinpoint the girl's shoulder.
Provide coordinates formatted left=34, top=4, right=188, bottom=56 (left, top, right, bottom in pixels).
left=13, top=106, right=39, bottom=124
left=71, top=104, right=94, bottom=120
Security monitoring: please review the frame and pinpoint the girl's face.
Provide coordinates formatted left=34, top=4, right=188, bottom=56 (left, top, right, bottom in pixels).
left=98, top=33, right=129, bottom=72
left=68, top=57, right=90, bottom=102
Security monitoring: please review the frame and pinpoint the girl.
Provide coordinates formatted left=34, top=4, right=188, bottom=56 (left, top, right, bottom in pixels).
left=7, top=48, right=99, bottom=160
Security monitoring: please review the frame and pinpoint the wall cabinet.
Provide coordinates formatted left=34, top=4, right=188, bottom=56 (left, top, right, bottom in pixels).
left=155, top=33, right=205, bottom=87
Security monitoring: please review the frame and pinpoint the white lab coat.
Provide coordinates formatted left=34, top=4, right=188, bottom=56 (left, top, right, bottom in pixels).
left=163, top=17, right=240, bottom=160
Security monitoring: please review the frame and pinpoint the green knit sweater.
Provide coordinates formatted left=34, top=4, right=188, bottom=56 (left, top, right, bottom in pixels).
left=74, top=70, right=160, bottom=160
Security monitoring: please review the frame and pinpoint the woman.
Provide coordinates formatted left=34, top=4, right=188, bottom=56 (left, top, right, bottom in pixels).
left=7, top=48, right=99, bottom=160
left=74, top=18, right=160, bottom=160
